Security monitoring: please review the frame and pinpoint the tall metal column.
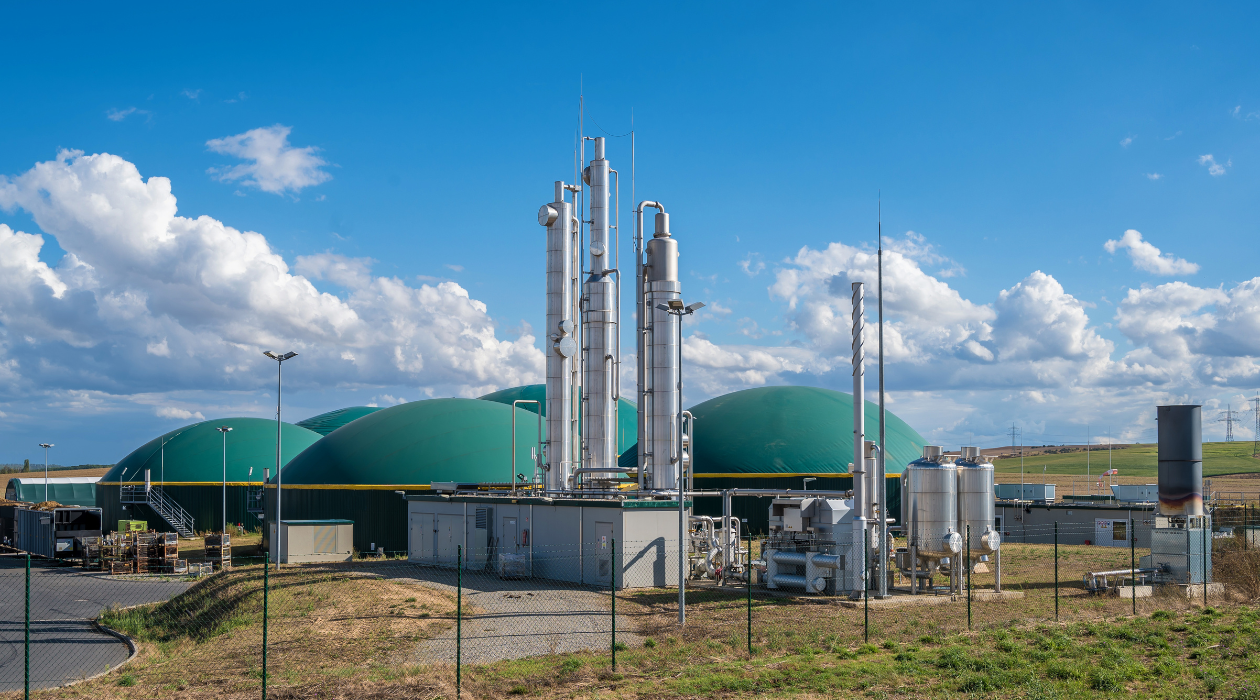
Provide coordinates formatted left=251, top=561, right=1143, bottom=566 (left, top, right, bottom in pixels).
left=582, top=137, right=617, bottom=483
left=539, top=183, right=577, bottom=492
left=850, top=282, right=867, bottom=597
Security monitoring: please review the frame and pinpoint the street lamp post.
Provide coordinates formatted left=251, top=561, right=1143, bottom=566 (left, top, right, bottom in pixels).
left=263, top=351, right=297, bottom=565
left=217, top=426, right=233, bottom=535
left=38, top=444, right=54, bottom=502
left=656, top=299, right=704, bottom=626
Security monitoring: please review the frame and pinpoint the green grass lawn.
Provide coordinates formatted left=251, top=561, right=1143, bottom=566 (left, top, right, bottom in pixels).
left=993, top=441, right=1260, bottom=478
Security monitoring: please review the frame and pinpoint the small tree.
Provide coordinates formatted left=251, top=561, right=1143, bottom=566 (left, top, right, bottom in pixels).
left=22, top=459, right=30, bottom=473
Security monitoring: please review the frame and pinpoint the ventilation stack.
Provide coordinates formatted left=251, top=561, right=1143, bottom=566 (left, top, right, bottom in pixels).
left=538, top=183, right=578, bottom=492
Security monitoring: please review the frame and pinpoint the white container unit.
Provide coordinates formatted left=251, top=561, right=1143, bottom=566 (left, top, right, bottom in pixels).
left=405, top=494, right=682, bottom=589
left=279, top=519, right=354, bottom=563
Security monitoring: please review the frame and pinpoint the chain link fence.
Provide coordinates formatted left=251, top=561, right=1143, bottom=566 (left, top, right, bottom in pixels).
left=2, top=513, right=1257, bottom=698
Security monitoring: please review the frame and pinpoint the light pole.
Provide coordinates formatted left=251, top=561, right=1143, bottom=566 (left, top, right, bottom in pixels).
left=38, top=444, right=53, bottom=502
left=263, top=351, right=297, bottom=565
left=217, top=426, right=233, bottom=535
left=657, top=299, right=704, bottom=626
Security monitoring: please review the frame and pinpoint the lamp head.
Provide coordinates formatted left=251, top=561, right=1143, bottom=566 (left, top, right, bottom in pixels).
left=217, top=426, right=233, bottom=434
left=39, top=443, right=53, bottom=449
left=685, top=302, right=706, bottom=313
left=667, top=299, right=685, bottom=311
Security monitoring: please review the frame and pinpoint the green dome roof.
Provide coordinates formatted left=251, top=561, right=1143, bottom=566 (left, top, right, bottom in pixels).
left=478, top=384, right=638, bottom=453
left=281, top=398, right=544, bottom=486
left=296, top=406, right=383, bottom=436
left=688, top=386, right=927, bottom=476
left=103, top=418, right=322, bottom=484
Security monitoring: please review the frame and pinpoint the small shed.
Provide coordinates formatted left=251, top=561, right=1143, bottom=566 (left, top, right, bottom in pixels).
left=279, top=519, right=354, bottom=563
left=6, top=477, right=101, bottom=507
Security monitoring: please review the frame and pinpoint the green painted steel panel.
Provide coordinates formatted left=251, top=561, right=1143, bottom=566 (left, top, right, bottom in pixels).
left=295, top=406, right=382, bottom=436
left=96, top=483, right=263, bottom=535
left=265, top=487, right=408, bottom=554
left=103, top=418, right=322, bottom=485
left=478, top=384, right=638, bottom=454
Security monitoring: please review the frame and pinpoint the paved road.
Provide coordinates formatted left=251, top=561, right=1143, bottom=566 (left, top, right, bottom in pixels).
left=0, top=556, right=189, bottom=691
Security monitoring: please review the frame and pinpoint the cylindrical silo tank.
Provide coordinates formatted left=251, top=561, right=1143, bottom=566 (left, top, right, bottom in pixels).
left=900, top=446, right=962, bottom=558
left=956, top=446, right=1000, bottom=557
left=1157, top=405, right=1203, bottom=517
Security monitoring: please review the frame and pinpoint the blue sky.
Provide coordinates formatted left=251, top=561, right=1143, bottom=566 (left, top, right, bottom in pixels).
left=2, top=2, right=1258, bottom=465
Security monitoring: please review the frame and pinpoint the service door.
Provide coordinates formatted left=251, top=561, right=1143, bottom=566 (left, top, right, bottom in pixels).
left=437, top=513, right=461, bottom=565
left=1094, top=518, right=1128, bottom=547
left=410, top=513, right=433, bottom=562
left=595, top=521, right=614, bottom=582
left=502, top=515, right=519, bottom=554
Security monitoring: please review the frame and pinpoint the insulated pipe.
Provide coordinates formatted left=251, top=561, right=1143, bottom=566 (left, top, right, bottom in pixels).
left=851, top=282, right=867, bottom=599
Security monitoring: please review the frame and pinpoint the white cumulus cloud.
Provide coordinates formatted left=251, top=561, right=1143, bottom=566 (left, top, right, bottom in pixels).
left=1197, top=154, right=1229, bottom=176
left=1103, top=230, right=1199, bottom=275
left=0, top=150, right=543, bottom=404
left=156, top=406, right=205, bottom=421
left=206, top=125, right=331, bottom=194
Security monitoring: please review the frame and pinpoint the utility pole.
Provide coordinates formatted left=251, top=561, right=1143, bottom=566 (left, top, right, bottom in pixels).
left=1250, top=396, right=1260, bottom=458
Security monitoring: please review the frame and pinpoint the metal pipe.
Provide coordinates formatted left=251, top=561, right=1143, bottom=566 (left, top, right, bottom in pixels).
left=851, top=282, right=867, bottom=599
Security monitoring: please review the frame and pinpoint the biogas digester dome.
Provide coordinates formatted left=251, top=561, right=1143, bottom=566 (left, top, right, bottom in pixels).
left=98, top=418, right=322, bottom=534
left=267, top=398, right=555, bottom=554
left=479, top=384, right=638, bottom=454
left=621, top=386, right=927, bottom=533
left=295, top=406, right=382, bottom=436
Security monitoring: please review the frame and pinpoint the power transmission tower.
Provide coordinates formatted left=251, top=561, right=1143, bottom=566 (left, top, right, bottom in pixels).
left=1216, top=404, right=1242, bottom=442
left=1250, top=395, right=1260, bottom=457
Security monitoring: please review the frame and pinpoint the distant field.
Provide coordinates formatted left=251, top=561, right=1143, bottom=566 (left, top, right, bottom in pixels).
left=993, top=441, right=1259, bottom=477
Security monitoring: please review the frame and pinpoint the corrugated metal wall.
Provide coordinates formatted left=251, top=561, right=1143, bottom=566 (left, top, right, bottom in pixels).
left=97, top=483, right=262, bottom=534
left=263, top=487, right=420, bottom=555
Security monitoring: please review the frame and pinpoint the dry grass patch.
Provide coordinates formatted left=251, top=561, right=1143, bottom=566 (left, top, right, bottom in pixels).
left=34, top=564, right=457, bottom=699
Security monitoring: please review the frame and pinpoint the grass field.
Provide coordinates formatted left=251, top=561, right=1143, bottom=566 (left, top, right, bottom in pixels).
left=993, top=441, right=1260, bottom=478
left=30, top=543, right=1260, bottom=699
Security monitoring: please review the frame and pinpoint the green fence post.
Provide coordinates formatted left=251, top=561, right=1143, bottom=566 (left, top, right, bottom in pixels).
left=457, top=544, right=463, bottom=698
left=25, top=552, right=30, bottom=700
left=966, top=525, right=971, bottom=631
left=1054, top=522, right=1059, bottom=621
left=1130, top=518, right=1136, bottom=615
left=1202, top=524, right=1208, bottom=607
left=611, top=537, right=617, bottom=672
left=863, top=525, right=869, bottom=643
left=262, top=553, right=269, bottom=699
left=747, top=528, right=752, bottom=657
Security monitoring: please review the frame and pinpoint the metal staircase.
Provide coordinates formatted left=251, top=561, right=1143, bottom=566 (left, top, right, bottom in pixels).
left=120, top=484, right=196, bottom=538
left=246, top=484, right=265, bottom=521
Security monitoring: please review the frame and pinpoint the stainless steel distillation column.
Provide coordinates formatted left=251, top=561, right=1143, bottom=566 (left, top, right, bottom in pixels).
left=646, top=211, right=681, bottom=493
left=581, top=138, right=618, bottom=485
left=634, top=201, right=667, bottom=490
left=851, top=282, right=868, bottom=599
left=539, top=182, right=579, bottom=492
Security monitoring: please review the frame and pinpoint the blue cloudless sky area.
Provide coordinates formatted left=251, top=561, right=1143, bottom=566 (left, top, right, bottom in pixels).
left=1, top=2, right=1257, bottom=463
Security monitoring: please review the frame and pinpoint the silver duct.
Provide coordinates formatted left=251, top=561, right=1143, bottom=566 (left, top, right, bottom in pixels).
left=637, top=204, right=680, bottom=491
left=538, top=182, right=579, bottom=491
left=581, top=138, right=617, bottom=481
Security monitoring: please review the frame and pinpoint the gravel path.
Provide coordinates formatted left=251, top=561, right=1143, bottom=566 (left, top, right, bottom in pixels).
left=357, top=562, right=642, bottom=664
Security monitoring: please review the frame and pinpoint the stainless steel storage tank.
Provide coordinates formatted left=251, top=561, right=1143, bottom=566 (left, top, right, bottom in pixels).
left=956, top=446, right=1000, bottom=557
left=901, top=446, right=962, bottom=558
